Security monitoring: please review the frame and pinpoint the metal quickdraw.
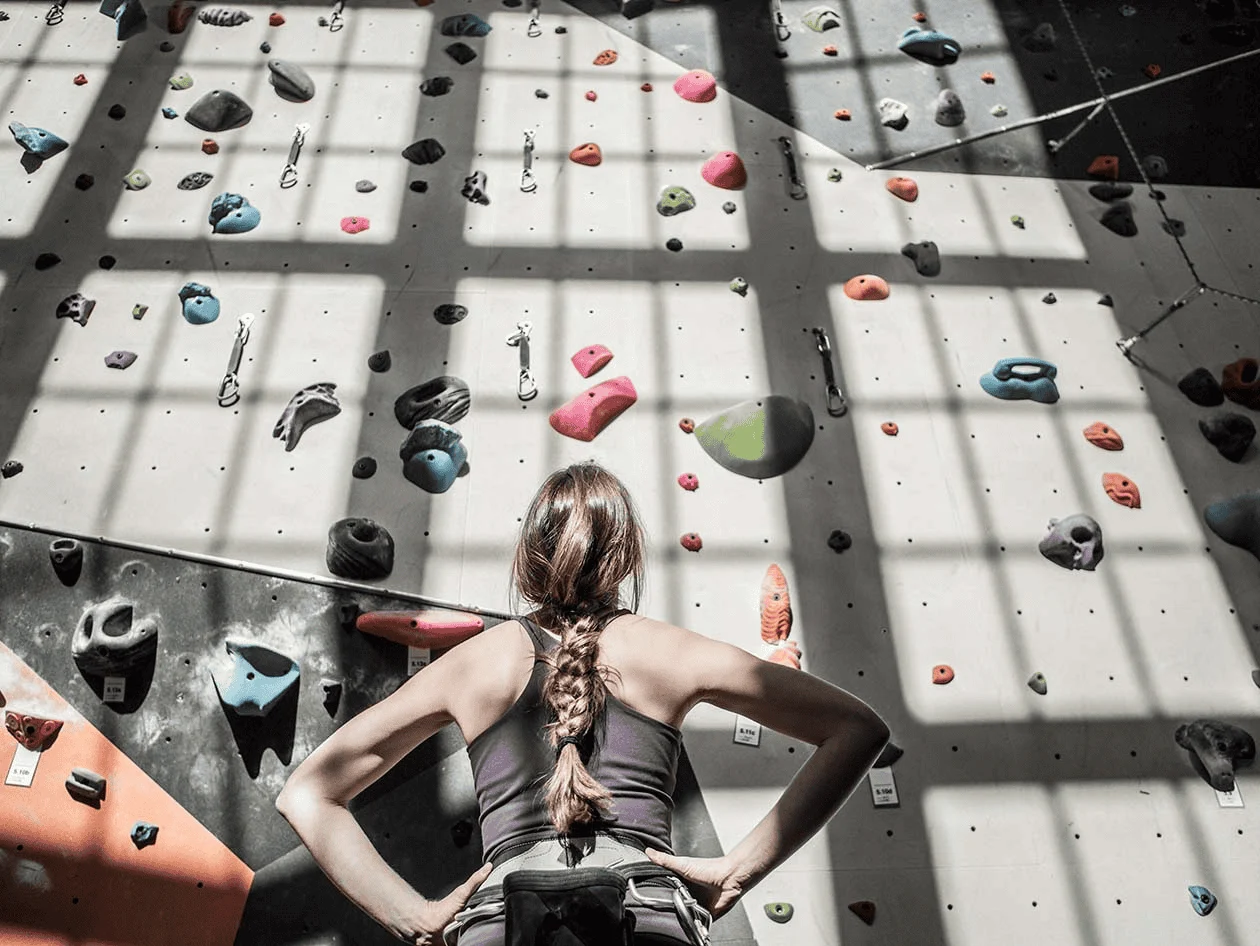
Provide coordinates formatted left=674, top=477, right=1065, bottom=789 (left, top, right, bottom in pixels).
left=521, top=129, right=537, bottom=193
left=217, top=314, right=254, bottom=408
left=811, top=327, right=847, bottom=417
left=626, top=878, right=712, bottom=946
left=46, top=0, right=66, bottom=25
left=279, top=123, right=310, bottom=189
left=771, top=0, right=790, bottom=42
left=527, top=0, right=542, bottom=37
left=505, top=321, right=538, bottom=401
left=778, top=136, right=807, bottom=200
left=319, top=0, right=345, bottom=31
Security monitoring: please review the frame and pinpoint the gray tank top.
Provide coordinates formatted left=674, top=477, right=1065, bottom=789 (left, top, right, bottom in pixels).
left=466, top=613, right=683, bottom=864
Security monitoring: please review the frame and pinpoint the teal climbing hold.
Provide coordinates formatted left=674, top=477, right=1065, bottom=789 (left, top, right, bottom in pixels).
left=1188, top=886, right=1217, bottom=917
left=400, top=420, right=468, bottom=493
left=8, top=122, right=68, bottom=159
left=1204, top=492, right=1260, bottom=561
left=897, top=28, right=961, bottom=66
left=440, top=13, right=491, bottom=36
left=979, top=358, right=1059, bottom=404
left=694, top=396, right=815, bottom=479
left=211, top=639, right=300, bottom=716
left=208, top=192, right=261, bottom=233
left=178, top=281, right=220, bottom=325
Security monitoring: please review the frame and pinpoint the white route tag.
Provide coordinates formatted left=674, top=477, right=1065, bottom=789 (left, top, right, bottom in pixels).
left=1216, top=785, right=1244, bottom=808
left=869, top=767, right=899, bottom=807
left=103, top=677, right=126, bottom=703
left=733, top=716, right=761, bottom=747
left=5, top=744, right=40, bottom=787
left=407, top=646, right=431, bottom=677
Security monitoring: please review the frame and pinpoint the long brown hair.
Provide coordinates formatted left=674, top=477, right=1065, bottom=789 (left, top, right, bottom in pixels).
left=510, top=462, right=646, bottom=835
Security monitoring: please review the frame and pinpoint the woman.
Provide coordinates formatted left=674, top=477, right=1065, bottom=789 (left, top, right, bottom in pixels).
left=276, top=462, right=890, bottom=945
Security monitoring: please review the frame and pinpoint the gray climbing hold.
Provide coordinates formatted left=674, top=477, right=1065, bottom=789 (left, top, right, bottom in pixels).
left=656, top=185, right=697, bottom=216
left=211, top=639, right=300, bottom=716
left=1089, top=182, right=1133, bottom=202
left=1161, top=218, right=1186, bottom=237
left=66, top=768, right=107, bottom=803
left=105, top=350, right=138, bottom=370
left=878, top=97, right=909, bottom=130
left=185, top=90, right=253, bottom=132
left=35, top=253, right=60, bottom=271
left=199, top=7, right=252, bottom=25
left=1022, top=22, right=1056, bottom=52
left=665, top=238, right=683, bottom=252
left=1042, top=292, right=1057, bottom=304
left=402, top=138, right=445, bottom=165
left=267, top=59, right=315, bottom=102
left=56, top=293, right=95, bottom=327
left=694, top=396, right=815, bottom=479
left=71, top=596, right=159, bottom=676
left=801, top=6, right=840, bottom=31
left=434, top=303, right=467, bottom=325
left=1205, top=491, right=1260, bottom=561
left=730, top=277, right=749, bottom=296
left=355, top=179, right=377, bottom=193
left=367, top=350, right=391, bottom=372
left=1097, top=294, right=1114, bottom=306
left=108, top=104, right=127, bottom=121
left=320, top=678, right=342, bottom=715
left=9, top=122, right=69, bottom=159
left=131, top=821, right=159, bottom=849
left=445, top=42, right=477, bottom=65
left=934, top=89, right=965, bottom=127
left=123, top=169, right=151, bottom=190
left=177, top=171, right=214, bottom=190
left=1027, top=672, right=1048, bottom=695
left=273, top=383, right=340, bottom=451
left=1174, top=719, right=1255, bottom=792
left=327, top=517, right=395, bottom=579
left=50, top=538, right=83, bottom=586
left=1141, top=155, right=1168, bottom=179
left=1199, top=413, right=1255, bottom=462
left=422, top=76, right=454, bottom=96
left=352, top=456, right=377, bottom=479
left=1, top=460, right=23, bottom=479
left=394, top=376, right=471, bottom=428
left=722, top=201, right=737, bottom=213
left=827, top=529, right=852, bottom=553
left=1099, top=201, right=1137, bottom=237
left=1038, top=514, right=1104, bottom=571
left=462, top=170, right=490, bottom=205
left=901, top=240, right=940, bottom=277
left=400, top=420, right=468, bottom=493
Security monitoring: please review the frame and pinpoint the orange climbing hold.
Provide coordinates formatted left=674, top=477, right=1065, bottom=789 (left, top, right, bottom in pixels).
left=568, top=142, right=603, bottom=166
left=168, top=1, right=195, bottom=33
left=1102, top=472, right=1141, bottom=508
left=881, top=422, right=899, bottom=436
left=844, top=275, right=890, bottom=301
left=980, top=71, right=996, bottom=84
left=885, top=176, right=919, bottom=201
left=834, top=108, right=851, bottom=120
left=766, top=640, right=801, bottom=669
left=911, top=12, right=927, bottom=23
left=932, top=664, right=954, bottom=685
left=759, top=563, right=793, bottom=643
left=594, top=49, right=618, bottom=66
left=1087, top=155, right=1120, bottom=180
left=1082, top=421, right=1124, bottom=450
left=269, top=11, right=285, bottom=25
left=849, top=900, right=877, bottom=925
left=1143, top=63, right=1161, bottom=78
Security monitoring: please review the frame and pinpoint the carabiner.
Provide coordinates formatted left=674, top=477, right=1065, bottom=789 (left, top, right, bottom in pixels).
left=218, top=314, right=254, bottom=408
left=778, top=136, right=807, bottom=200
left=46, top=0, right=65, bottom=24
left=506, top=321, right=538, bottom=401
left=771, top=0, right=790, bottom=42
left=521, top=129, right=537, bottom=193
left=527, top=0, right=542, bottom=37
left=328, top=0, right=345, bottom=31
left=626, top=879, right=711, bottom=946
left=280, top=123, right=310, bottom=188
left=811, top=327, right=847, bottom=417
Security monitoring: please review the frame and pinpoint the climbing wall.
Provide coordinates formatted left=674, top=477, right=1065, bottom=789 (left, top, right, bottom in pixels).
left=1, top=1, right=1259, bottom=945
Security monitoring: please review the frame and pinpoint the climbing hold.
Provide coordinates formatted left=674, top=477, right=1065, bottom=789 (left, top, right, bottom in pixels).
left=4, top=712, right=63, bottom=751
left=535, top=90, right=549, bottom=99
left=722, top=201, right=737, bottom=213
left=445, top=42, right=478, bottom=65
left=848, top=901, right=876, bottom=926
left=822, top=46, right=838, bottom=56
left=932, top=665, right=954, bottom=684
left=50, top=538, right=84, bottom=586
left=677, top=473, right=698, bottom=491
left=665, top=238, right=684, bottom=252
left=833, top=110, right=851, bottom=121
left=1161, top=219, right=1187, bottom=237
left=402, top=138, right=446, bottom=165
left=72, top=596, right=159, bottom=677
left=1174, top=719, right=1255, bottom=792
left=980, top=71, right=996, bottom=83
left=1042, top=292, right=1057, bottom=305
left=1082, top=421, right=1124, bottom=451
left=802, top=5, right=840, bottom=31
left=99, top=255, right=116, bottom=270
left=1027, top=672, right=1048, bottom=695
left=730, top=277, right=749, bottom=296
left=640, top=82, right=653, bottom=92
left=1179, top=367, right=1225, bottom=407
left=451, top=818, right=474, bottom=847
left=400, top=420, right=468, bottom=493
left=549, top=377, right=639, bottom=442
left=208, top=192, right=261, bottom=234
left=881, top=422, right=899, bottom=436
left=108, top=104, right=127, bottom=121
left=1143, top=63, right=1162, bottom=79
left=990, top=104, right=1009, bottom=117
left=212, top=639, right=300, bottom=716
left=421, top=76, right=454, bottom=96
left=132, top=304, right=147, bottom=320
left=273, top=383, right=340, bottom=451
left=584, top=91, right=598, bottom=102
left=123, top=169, right=151, bottom=190
left=56, top=293, right=96, bottom=327
left=656, top=185, right=696, bottom=216
left=701, top=151, right=747, bottom=189
left=168, top=1, right=195, bottom=32
left=1188, top=886, right=1217, bottom=917
left=433, top=303, right=467, bottom=325
left=394, top=376, right=471, bottom=428
left=593, top=49, right=618, bottom=65
left=1141, top=155, right=1169, bottom=179
left=178, top=282, right=219, bottom=325
left=73, top=73, right=88, bottom=86
left=105, top=351, right=138, bottom=370
left=75, top=174, right=95, bottom=190
left=674, top=70, right=718, bottom=102
left=1089, top=181, right=1133, bottom=202
left=1039, top=514, right=1104, bottom=571
left=352, top=457, right=377, bottom=480
left=199, top=7, right=252, bottom=25
left=8, top=122, right=69, bottom=160
left=173, top=171, right=212, bottom=193
left=35, top=253, right=61, bottom=271
left=885, top=176, right=918, bottom=201
left=1097, top=294, right=1114, bottom=306
left=911, top=11, right=927, bottom=22
left=201, top=139, right=219, bottom=155
left=694, top=396, right=815, bottom=479
left=1011, top=215, right=1025, bottom=228
left=680, top=533, right=703, bottom=552
left=1087, top=155, right=1120, bottom=180
left=185, top=90, right=253, bottom=132
left=1101, top=473, right=1141, bottom=509
left=898, top=27, right=961, bottom=66
left=129, top=821, right=159, bottom=849
left=877, top=97, right=909, bottom=130
left=340, top=216, right=371, bottom=234
left=827, top=530, right=852, bottom=552
left=1221, top=358, right=1260, bottom=410
left=66, top=768, right=107, bottom=803
left=1205, top=491, right=1260, bottom=560
left=766, top=641, right=801, bottom=669
left=569, top=142, right=603, bottom=166
left=979, top=358, right=1060, bottom=403
left=367, top=350, right=391, bottom=373
left=571, top=344, right=613, bottom=379
left=760, top=564, right=793, bottom=644
left=327, top=517, right=395, bottom=579
left=269, top=11, right=284, bottom=25
left=355, top=610, right=484, bottom=648
left=1022, top=22, right=1057, bottom=52
left=320, top=679, right=342, bottom=715
left=268, top=59, right=316, bottom=102
left=1, top=460, right=22, bottom=479
left=440, top=13, right=492, bottom=36
left=678, top=418, right=695, bottom=433
left=843, top=275, right=890, bottom=301
left=169, top=73, right=194, bottom=91
left=764, top=902, right=795, bottom=923
left=934, top=89, right=965, bottom=126
left=901, top=241, right=940, bottom=277
left=1199, top=413, right=1255, bottom=462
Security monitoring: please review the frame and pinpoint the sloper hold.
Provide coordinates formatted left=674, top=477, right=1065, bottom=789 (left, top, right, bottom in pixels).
left=934, top=89, right=965, bottom=126
left=1039, top=514, right=1104, bottom=570
left=694, top=395, right=815, bottom=479
left=900, top=240, right=941, bottom=276
left=273, top=382, right=340, bottom=451
left=885, top=176, right=918, bottom=201
left=1204, top=491, right=1260, bottom=561
left=979, top=358, right=1059, bottom=403
left=267, top=59, right=316, bottom=102
left=184, top=90, right=253, bottom=132
left=549, top=376, right=638, bottom=442
left=356, top=609, right=485, bottom=648
left=673, top=70, right=717, bottom=102
left=50, top=538, right=84, bottom=586
left=897, top=27, right=961, bottom=66
left=327, top=517, right=395, bottom=579
left=1101, top=472, right=1140, bottom=509
left=1199, top=413, right=1255, bottom=462
left=211, top=639, right=300, bottom=717
left=9, top=122, right=69, bottom=159
left=66, top=767, right=107, bottom=802
left=5, top=711, right=63, bottom=751
left=393, top=375, right=471, bottom=428
left=1082, top=421, right=1123, bottom=450
left=802, top=5, right=840, bottom=31
left=402, top=138, right=445, bottom=165
left=844, top=274, right=890, bottom=300
left=571, top=344, right=613, bottom=378
left=759, top=564, right=792, bottom=643
left=1100, top=201, right=1137, bottom=237
left=700, top=151, right=747, bottom=189
left=208, top=192, right=261, bottom=233
left=400, top=420, right=468, bottom=493
left=433, top=302, right=467, bottom=324
left=568, top=142, right=602, bottom=166
left=445, top=42, right=478, bottom=65
left=71, top=596, right=159, bottom=676
left=1174, top=719, right=1255, bottom=792
left=1189, top=886, right=1217, bottom=917
left=1178, top=367, right=1224, bottom=406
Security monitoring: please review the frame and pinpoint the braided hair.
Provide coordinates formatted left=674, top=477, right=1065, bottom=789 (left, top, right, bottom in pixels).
left=510, top=463, right=646, bottom=836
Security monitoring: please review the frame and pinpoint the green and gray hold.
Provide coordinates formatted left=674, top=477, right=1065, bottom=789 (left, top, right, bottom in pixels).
left=656, top=185, right=696, bottom=216
left=694, top=395, right=815, bottom=479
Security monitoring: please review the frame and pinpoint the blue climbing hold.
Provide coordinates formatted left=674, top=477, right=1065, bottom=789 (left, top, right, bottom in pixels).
left=979, top=358, right=1060, bottom=404
left=208, top=192, right=261, bottom=234
left=8, top=122, right=69, bottom=159
left=400, top=420, right=468, bottom=494
left=178, top=281, right=220, bottom=325
left=161, top=107, right=178, bottom=119
left=1188, top=886, right=1217, bottom=917
left=897, top=28, right=961, bottom=66
left=440, top=13, right=492, bottom=36
left=1204, top=491, right=1260, bottom=561
left=211, top=639, right=300, bottom=717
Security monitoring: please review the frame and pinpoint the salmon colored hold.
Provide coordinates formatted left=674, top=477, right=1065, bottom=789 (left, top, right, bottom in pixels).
left=5, top=711, right=64, bottom=751
left=823, top=45, right=838, bottom=56
left=881, top=422, right=899, bottom=436
left=1082, top=421, right=1124, bottom=450
left=680, top=532, right=702, bottom=552
left=1143, top=63, right=1161, bottom=78
left=767, top=640, right=801, bottom=669
left=885, top=176, right=919, bottom=201
left=980, top=71, right=996, bottom=84
left=760, top=563, right=793, bottom=644
left=594, top=49, right=618, bottom=66
left=932, top=665, right=954, bottom=685
left=834, top=108, right=851, bottom=120
left=844, top=275, right=891, bottom=301
left=679, top=417, right=695, bottom=433
left=1102, top=472, right=1141, bottom=508
left=73, top=74, right=88, bottom=85
left=569, top=142, right=602, bottom=166
left=269, top=12, right=285, bottom=25
left=912, top=12, right=927, bottom=22
left=1087, top=155, right=1120, bottom=180
left=677, top=472, right=698, bottom=491
left=585, top=90, right=597, bottom=101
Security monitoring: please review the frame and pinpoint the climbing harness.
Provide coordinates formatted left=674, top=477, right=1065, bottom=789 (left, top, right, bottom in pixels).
left=770, top=0, right=790, bottom=42
left=279, top=123, right=310, bottom=189
left=505, top=321, right=538, bottom=401
left=811, top=328, right=847, bottom=417
left=527, top=0, right=542, bottom=38
left=217, top=313, right=254, bottom=408
left=777, top=136, right=807, bottom=200
left=319, top=0, right=345, bottom=31
left=520, top=129, right=537, bottom=193
left=45, top=0, right=66, bottom=25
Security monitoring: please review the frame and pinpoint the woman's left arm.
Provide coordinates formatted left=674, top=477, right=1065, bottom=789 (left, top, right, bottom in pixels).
left=275, top=637, right=492, bottom=943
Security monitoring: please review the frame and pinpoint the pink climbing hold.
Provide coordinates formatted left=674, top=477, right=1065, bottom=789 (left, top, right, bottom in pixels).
left=674, top=70, right=717, bottom=103
left=701, top=151, right=748, bottom=190
left=677, top=472, right=699, bottom=491
left=341, top=216, right=370, bottom=234
left=680, top=532, right=703, bottom=552
left=844, top=275, right=890, bottom=301
left=571, top=344, right=613, bottom=378
left=549, top=376, right=638, bottom=442
left=885, top=176, right=919, bottom=202
left=585, top=90, right=598, bottom=102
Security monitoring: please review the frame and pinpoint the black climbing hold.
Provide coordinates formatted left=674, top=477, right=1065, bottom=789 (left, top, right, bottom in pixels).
left=900, top=240, right=940, bottom=277
left=131, top=821, right=159, bottom=849
left=75, top=173, right=95, bottom=190
left=1161, top=219, right=1187, bottom=237
left=184, top=89, right=253, bottom=133
left=534, top=89, right=549, bottom=99
left=409, top=179, right=429, bottom=193
left=394, top=376, right=472, bottom=428
left=71, top=596, right=159, bottom=676
left=1043, top=68, right=1058, bottom=81
left=0, top=460, right=22, bottom=478
left=402, top=138, right=445, bottom=165
left=35, top=253, right=61, bottom=271
left=1088, top=182, right=1133, bottom=202
left=433, top=303, right=467, bottom=325
left=355, top=179, right=377, bottom=193
left=326, top=518, right=395, bottom=580
left=259, top=41, right=271, bottom=53
left=56, top=293, right=95, bottom=327
left=666, top=238, right=683, bottom=252
left=872, top=741, right=903, bottom=767
left=1199, top=413, right=1255, bottom=462
left=1042, top=292, right=1057, bottom=305
left=50, top=538, right=83, bottom=586
left=352, top=456, right=377, bottom=479
left=1099, top=201, right=1137, bottom=237
left=107, top=104, right=126, bottom=121
left=451, top=818, right=474, bottom=847
left=554, top=25, right=567, bottom=33
left=98, top=255, right=116, bottom=270
left=1097, top=294, right=1113, bottom=306
left=827, top=530, right=852, bottom=553
left=160, top=40, right=175, bottom=52
left=368, top=350, right=391, bottom=373
left=503, top=0, right=522, bottom=7
left=1149, top=189, right=1167, bottom=201
left=1178, top=367, right=1225, bottom=407
left=321, top=678, right=342, bottom=716
left=177, top=171, right=214, bottom=190
left=722, top=202, right=737, bottom=214
left=422, top=76, right=454, bottom=96
left=461, top=170, right=490, bottom=206
left=1174, top=719, right=1255, bottom=792
left=445, top=42, right=477, bottom=65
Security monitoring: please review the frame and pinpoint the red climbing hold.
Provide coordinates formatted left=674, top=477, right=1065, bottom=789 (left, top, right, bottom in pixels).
left=844, top=275, right=890, bottom=301
left=823, top=45, right=838, bottom=56
left=834, top=108, right=851, bottom=120
left=1082, top=421, right=1124, bottom=450
left=680, top=532, right=703, bottom=552
left=1087, top=155, right=1120, bottom=180
left=571, top=343, right=613, bottom=378
left=549, top=376, right=638, bottom=442
left=679, top=417, right=695, bottom=433
left=701, top=151, right=747, bottom=189
left=885, top=176, right=919, bottom=201
left=73, top=74, right=88, bottom=86
left=202, top=139, right=219, bottom=155
left=585, top=90, right=597, bottom=102
left=568, top=142, right=603, bottom=166
left=1143, top=63, right=1161, bottom=78
left=5, top=711, right=63, bottom=751
left=674, top=69, right=718, bottom=103
left=269, top=11, right=285, bottom=25
left=848, top=901, right=877, bottom=926
left=593, top=49, right=618, bottom=66
left=340, top=216, right=371, bottom=234
left=640, top=82, right=653, bottom=92
left=677, top=472, right=698, bottom=491
left=1102, top=472, right=1141, bottom=509
left=932, top=665, right=954, bottom=684
left=356, top=610, right=485, bottom=649
left=881, top=422, right=899, bottom=436
left=912, top=12, right=927, bottom=22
